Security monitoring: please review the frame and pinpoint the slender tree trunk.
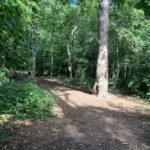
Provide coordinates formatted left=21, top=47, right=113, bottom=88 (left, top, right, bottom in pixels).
left=31, top=49, right=36, bottom=81
left=50, top=47, right=53, bottom=78
left=67, top=43, right=72, bottom=79
left=96, top=0, right=109, bottom=99
left=66, top=26, right=77, bottom=79
left=113, top=35, right=120, bottom=88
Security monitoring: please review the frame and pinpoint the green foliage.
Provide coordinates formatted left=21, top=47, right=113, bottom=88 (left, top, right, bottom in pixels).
left=0, top=0, right=32, bottom=69
left=0, top=67, right=9, bottom=85
left=109, top=0, right=150, bottom=100
left=66, top=77, right=95, bottom=91
left=0, top=0, right=150, bottom=100
left=0, top=81, right=55, bottom=124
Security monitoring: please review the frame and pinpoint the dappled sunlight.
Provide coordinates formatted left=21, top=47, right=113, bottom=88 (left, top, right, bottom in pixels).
left=2, top=78, right=149, bottom=149
left=53, top=104, right=64, bottom=118
left=37, top=78, right=150, bottom=115
left=65, top=124, right=85, bottom=140
left=13, top=119, right=33, bottom=126
left=0, top=114, right=12, bottom=125
left=41, top=77, right=150, bottom=149
left=1, top=0, right=150, bottom=149
left=44, top=78, right=64, bottom=84
left=65, top=101, right=78, bottom=108
left=104, top=116, right=116, bottom=124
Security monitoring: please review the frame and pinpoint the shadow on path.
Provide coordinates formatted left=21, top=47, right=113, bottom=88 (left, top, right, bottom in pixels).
left=1, top=78, right=150, bottom=150
left=37, top=78, right=150, bottom=150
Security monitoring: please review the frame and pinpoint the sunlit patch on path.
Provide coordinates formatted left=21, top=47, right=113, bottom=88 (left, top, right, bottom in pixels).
left=1, top=78, right=150, bottom=150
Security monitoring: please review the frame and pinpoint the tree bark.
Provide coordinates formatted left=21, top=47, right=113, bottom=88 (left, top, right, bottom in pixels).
left=96, top=0, right=109, bottom=99
left=31, top=49, right=36, bottom=81
left=113, top=35, right=120, bottom=88
left=66, top=26, right=77, bottom=79
left=67, top=43, right=72, bottom=79
left=50, top=47, right=53, bottom=78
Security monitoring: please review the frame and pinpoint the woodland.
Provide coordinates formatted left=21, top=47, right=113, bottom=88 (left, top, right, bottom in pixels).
left=0, top=0, right=150, bottom=149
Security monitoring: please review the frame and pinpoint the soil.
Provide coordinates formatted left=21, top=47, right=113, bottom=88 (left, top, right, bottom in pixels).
left=1, top=77, right=150, bottom=150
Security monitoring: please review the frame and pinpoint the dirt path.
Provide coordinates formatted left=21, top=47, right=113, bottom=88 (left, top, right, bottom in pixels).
left=1, top=78, right=150, bottom=150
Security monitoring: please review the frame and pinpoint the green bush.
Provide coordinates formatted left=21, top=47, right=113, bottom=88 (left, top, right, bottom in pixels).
left=65, top=77, right=95, bottom=91
left=0, top=81, right=55, bottom=123
left=0, top=67, right=9, bottom=86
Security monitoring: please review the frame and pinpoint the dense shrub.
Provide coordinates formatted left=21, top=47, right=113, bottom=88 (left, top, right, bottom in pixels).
left=0, top=68, right=9, bottom=86
left=0, top=81, right=55, bottom=123
left=65, top=77, right=95, bottom=91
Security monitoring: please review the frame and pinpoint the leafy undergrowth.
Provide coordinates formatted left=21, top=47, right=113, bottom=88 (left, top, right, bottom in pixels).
left=0, top=81, right=55, bottom=126
left=65, top=77, right=150, bottom=102
left=65, top=77, right=95, bottom=91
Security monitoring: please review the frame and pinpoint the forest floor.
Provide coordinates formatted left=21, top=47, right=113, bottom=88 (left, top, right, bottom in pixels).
left=1, top=77, right=150, bottom=150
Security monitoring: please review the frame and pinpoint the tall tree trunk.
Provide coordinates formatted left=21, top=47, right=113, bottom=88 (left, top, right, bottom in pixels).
left=96, top=0, right=109, bottom=99
left=31, top=49, right=36, bottom=81
left=50, top=47, right=53, bottom=78
left=67, top=43, right=72, bottom=79
left=113, top=35, right=120, bottom=88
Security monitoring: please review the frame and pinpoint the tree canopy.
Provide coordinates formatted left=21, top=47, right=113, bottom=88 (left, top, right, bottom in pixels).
left=0, top=0, right=150, bottom=100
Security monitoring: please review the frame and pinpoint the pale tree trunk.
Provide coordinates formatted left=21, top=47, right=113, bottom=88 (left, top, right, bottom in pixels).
left=67, top=26, right=77, bottom=79
left=50, top=47, right=53, bottom=78
left=67, top=43, right=72, bottom=79
left=96, top=0, right=109, bottom=99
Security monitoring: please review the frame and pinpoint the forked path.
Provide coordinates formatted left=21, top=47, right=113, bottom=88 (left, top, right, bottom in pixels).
left=2, top=78, right=150, bottom=150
